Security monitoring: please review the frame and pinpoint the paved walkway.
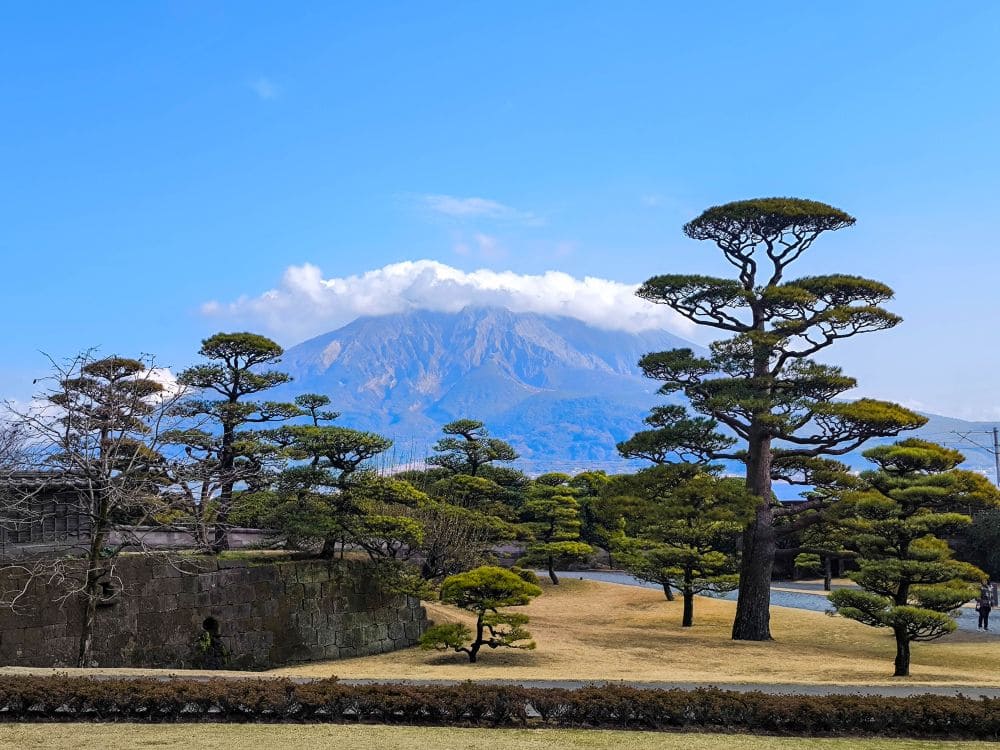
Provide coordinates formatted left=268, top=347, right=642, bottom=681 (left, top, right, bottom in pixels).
left=9, top=670, right=997, bottom=698
left=562, top=570, right=1000, bottom=637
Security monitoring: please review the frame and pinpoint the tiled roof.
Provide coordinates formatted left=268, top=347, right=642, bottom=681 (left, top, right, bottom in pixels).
left=0, top=471, right=92, bottom=490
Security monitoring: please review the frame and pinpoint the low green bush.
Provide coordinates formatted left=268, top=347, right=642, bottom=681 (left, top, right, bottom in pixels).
left=0, top=675, right=996, bottom=740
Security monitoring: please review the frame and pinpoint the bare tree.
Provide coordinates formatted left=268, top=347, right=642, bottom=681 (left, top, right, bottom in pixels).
left=0, top=422, right=28, bottom=472
left=2, top=351, right=192, bottom=666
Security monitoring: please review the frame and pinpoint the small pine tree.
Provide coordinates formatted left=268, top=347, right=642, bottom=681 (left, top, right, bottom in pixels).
left=829, top=439, right=1000, bottom=676
left=419, top=566, right=541, bottom=663
left=427, top=419, right=518, bottom=476
left=517, top=474, right=593, bottom=584
left=613, top=467, right=754, bottom=626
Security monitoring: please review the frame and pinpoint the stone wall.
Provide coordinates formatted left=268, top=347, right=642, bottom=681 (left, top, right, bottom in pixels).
left=0, top=556, right=428, bottom=669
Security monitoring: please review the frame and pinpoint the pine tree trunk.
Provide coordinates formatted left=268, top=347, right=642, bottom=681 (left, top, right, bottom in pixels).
left=319, top=535, right=337, bottom=559
left=662, top=582, right=675, bottom=601
left=682, top=587, right=694, bottom=627
left=823, top=556, right=832, bottom=592
left=893, top=628, right=910, bottom=677
left=732, top=430, right=775, bottom=641
left=468, top=612, right=485, bottom=663
left=547, top=555, right=559, bottom=585
left=213, top=421, right=236, bottom=553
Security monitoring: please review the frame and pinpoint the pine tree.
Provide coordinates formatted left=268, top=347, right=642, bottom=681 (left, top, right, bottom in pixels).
left=259, top=394, right=400, bottom=557
left=635, top=198, right=925, bottom=640
left=612, top=466, right=753, bottom=626
left=427, top=419, right=518, bottom=476
left=517, top=473, right=593, bottom=584
left=174, top=333, right=300, bottom=551
left=419, top=566, right=541, bottom=663
left=829, top=439, right=1000, bottom=676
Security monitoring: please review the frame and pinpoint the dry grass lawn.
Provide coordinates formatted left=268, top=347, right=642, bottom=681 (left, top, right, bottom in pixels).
left=273, top=579, right=1000, bottom=686
left=2, top=580, right=997, bottom=687
left=0, top=724, right=994, bottom=750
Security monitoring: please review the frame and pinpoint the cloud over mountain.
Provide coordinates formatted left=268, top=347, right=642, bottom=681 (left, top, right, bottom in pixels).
left=201, top=259, right=695, bottom=343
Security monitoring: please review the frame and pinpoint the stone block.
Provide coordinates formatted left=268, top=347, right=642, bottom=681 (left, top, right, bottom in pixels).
left=403, top=621, right=422, bottom=641
left=176, top=592, right=197, bottom=609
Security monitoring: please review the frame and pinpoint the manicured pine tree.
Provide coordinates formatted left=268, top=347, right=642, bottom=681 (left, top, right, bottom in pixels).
left=419, top=566, right=541, bottom=663
left=175, top=333, right=300, bottom=551
left=612, top=466, right=754, bottom=626
left=635, top=198, right=926, bottom=640
left=568, top=470, right=616, bottom=564
left=517, top=473, right=593, bottom=584
left=427, top=419, right=518, bottom=477
left=829, top=439, right=1000, bottom=676
left=260, top=394, right=402, bottom=557
left=793, top=524, right=853, bottom=592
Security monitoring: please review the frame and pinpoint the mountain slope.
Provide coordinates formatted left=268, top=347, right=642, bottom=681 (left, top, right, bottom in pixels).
left=278, top=307, right=697, bottom=470
left=277, top=307, right=1000, bottom=479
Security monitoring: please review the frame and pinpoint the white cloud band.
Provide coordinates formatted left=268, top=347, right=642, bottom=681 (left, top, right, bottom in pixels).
left=201, top=259, right=695, bottom=344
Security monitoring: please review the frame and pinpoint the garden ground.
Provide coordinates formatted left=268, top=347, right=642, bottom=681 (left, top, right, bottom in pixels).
left=3, top=579, right=998, bottom=687
left=273, top=579, right=1000, bottom=686
left=1, top=724, right=997, bottom=750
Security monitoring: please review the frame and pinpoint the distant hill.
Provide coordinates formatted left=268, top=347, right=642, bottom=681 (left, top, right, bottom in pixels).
left=276, top=306, right=1000, bottom=480
left=277, top=307, right=697, bottom=473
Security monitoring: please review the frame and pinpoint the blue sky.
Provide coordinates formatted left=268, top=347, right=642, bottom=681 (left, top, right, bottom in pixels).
left=2, top=2, right=1000, bottom=419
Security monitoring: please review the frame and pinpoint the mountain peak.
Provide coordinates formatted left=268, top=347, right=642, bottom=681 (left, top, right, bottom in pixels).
left=277, top=307, right=695, bottom=471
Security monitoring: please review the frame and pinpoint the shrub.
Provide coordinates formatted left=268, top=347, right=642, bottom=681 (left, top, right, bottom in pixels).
left=0, top=676, right=997, bottom=739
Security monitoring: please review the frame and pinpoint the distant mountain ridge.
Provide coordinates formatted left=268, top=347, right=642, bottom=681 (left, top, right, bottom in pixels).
left=276, top=306, right=1000, bottom=478
left=277, top=307, right=696, bottom=471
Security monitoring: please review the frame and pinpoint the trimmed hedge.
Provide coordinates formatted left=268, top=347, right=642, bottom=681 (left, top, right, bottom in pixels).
left=0, top=676, right=997, bottom=739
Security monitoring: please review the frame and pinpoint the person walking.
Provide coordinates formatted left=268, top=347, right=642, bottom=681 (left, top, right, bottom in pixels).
left=977, top=595, right=992, bottom=631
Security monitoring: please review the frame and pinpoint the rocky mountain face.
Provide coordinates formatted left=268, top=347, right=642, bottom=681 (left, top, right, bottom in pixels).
left=276, top=306, right=999, bottom=480
left=277, top=307, right=697, bottom=472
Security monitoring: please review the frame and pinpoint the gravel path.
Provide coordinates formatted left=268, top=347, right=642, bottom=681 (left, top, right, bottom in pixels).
left=341, top=677, right=1000, bottom=698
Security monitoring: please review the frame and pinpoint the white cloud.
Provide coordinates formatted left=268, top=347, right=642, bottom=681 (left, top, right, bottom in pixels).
left=145, top=368, right=187, bottom=402
left=422, top=194, right=536, bottom=223
left=201, top=259, right=696, bottom=344
left=249, top=77, right=279, bottom=100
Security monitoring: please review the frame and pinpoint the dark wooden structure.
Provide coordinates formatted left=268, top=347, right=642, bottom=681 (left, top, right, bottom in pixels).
left=0, top=472, right=91, bottom=558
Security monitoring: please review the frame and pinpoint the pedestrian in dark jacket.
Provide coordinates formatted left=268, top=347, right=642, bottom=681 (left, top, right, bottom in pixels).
left=977, top=596, right=992, bottom=631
